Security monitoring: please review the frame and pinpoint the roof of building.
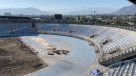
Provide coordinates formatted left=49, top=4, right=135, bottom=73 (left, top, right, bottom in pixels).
left=0, top=16, right=31, bottom=20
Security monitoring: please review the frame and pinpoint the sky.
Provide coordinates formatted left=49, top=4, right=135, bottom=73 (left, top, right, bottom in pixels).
left=0, top=0, right=133, bottom=12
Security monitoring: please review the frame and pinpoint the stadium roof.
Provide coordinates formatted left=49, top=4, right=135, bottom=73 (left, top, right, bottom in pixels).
left=0, top=16, right=31, bottom=19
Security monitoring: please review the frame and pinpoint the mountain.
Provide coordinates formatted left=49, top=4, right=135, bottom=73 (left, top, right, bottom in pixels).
left=0, top=7, right=52, bottom=15
left=2, top=5, right=136, bottom=16
left=65, top=8, right=117, bottom=15
left=111, top=5, right=136, bottom=15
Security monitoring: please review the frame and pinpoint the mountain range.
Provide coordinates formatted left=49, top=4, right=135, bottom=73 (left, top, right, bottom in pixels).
left=0, top=7, right=52, bottom=15
left=111, top=5, right=136, bottom=15
left=0, top=5, right=136, bottom=15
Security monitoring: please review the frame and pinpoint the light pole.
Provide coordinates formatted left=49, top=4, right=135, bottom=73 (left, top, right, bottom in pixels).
left=93, top=10, right=96, bottom=16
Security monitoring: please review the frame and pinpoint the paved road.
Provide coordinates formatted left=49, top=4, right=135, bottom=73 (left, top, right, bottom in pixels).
left=21, top=34, right=96, bottom=76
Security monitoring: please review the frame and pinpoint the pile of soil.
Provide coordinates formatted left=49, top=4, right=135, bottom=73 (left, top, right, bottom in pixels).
left=0, top=37, right=48, bottom=76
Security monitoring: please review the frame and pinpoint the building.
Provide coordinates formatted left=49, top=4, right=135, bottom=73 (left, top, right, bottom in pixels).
left=54, top=14, right=62, bottom=20
left=4, top=13, right=12, bottom=16
left=0, top=16, right=31, bottom=23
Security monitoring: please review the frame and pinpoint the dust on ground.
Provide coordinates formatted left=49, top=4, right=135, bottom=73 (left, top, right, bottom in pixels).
left=27, top=37, right=70, bottom=66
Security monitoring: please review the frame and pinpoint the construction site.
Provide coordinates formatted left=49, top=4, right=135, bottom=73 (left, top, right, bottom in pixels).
left=0, top=37, right=48, bottom=76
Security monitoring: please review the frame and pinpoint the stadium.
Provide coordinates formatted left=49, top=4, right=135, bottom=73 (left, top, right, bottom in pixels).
left=0, top=0, right=136, bottom=76
left=0, top=15, right=136, bottom=76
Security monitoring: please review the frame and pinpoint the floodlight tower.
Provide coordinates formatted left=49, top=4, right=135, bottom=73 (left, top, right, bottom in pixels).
left=93, top=10, right=96, bottom=16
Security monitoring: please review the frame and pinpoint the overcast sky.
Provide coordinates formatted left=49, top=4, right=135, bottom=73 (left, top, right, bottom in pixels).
left=0, top=0, right=133, bottom=12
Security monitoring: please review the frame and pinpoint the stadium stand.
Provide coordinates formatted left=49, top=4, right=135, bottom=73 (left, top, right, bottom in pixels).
left=0, top=16, right=36, bottom=36
left=36, top=24, right=136, bottom=65
left=0, top=23, right=32, bottom=35
left=102, top=58, right=136, bottom=76
left=1, top=22, right=136, bottom=75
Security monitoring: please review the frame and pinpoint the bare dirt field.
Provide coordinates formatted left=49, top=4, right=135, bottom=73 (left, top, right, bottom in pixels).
left=0, top=37, right=48, bottom=76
